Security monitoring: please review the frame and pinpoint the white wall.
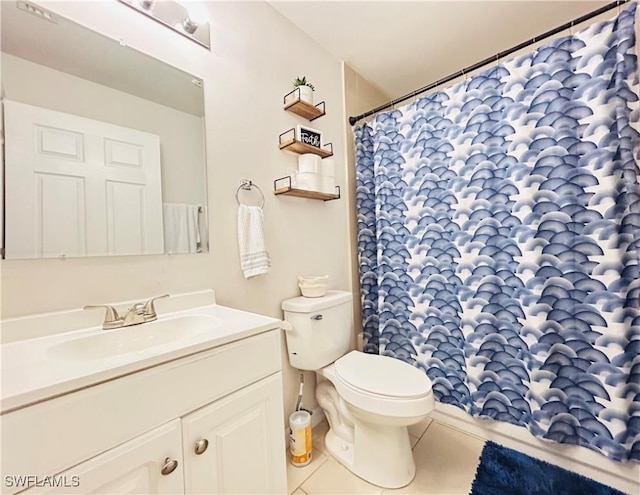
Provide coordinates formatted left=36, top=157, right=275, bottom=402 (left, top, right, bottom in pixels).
left=0, top=0, right=350, bottom=423
left=2, top=53, right=206, bottom=205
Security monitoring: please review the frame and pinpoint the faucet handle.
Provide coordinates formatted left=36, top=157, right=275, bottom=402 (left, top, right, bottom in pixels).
left=142, top=294, right=170, bottom=321
left=84, top=304, right=122, bottom=330
left=130, top=302, right=146, bottom=315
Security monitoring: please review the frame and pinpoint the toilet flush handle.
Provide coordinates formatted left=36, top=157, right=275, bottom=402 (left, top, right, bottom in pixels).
left=311, top=314, right=323, bottom=321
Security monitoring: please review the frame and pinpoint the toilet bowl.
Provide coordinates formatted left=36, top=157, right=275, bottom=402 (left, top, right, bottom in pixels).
left=316, top=351, right=434, bottom=488
left=282, top=291, right=434, bottom=488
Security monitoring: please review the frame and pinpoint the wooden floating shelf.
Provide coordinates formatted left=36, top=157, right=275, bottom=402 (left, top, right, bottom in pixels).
left=273, top=176, right=340, bottom=201
left=279, top=139, right=333, bottom=158
left=274, top=186, right=340, bottom=201
left=283, top=99, right=326, bottom=121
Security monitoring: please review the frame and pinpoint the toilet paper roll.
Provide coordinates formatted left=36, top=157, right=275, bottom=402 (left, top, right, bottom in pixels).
left=285, top=168, right=298, bottom=187
left=321, top=157, right=335, bottom=177
left=297, top=172, right=321, bottom=191
left=321, top=175, right=336, bottom=195
left=298, top=154, right=321, bottom=173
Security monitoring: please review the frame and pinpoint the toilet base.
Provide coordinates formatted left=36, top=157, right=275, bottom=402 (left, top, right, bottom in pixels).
left=323, top=420, right=416, bottom=489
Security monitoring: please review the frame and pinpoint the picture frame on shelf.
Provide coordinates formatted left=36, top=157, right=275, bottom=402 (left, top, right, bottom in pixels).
left=296, top=124, right=322, bottom=148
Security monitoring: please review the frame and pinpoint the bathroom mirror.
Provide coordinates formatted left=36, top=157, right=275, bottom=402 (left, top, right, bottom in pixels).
left=0, top=1, right=208, bottom=259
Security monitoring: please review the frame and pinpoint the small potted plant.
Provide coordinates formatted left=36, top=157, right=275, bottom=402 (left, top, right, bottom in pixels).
left=293, top=76, right=315, bottom=104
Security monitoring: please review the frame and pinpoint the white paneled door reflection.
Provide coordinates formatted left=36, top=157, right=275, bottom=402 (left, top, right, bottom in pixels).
left=4, top=100, right=164, bottom=259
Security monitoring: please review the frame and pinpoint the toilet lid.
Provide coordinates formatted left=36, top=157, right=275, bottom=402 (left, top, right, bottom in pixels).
left=334, top=351, right=432, bottom=399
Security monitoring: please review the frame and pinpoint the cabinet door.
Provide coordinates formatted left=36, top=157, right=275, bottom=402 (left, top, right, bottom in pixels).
left=23, top=420, right=184, bottom=495
left=182, top=373, right=287, bottom=495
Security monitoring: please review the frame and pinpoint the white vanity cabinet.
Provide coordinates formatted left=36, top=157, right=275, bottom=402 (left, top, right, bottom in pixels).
left=27, top=420, right=185, bottom=495
left=2, top=328, right=286, bottom=495
left=182, top=374, right=285, bottom=494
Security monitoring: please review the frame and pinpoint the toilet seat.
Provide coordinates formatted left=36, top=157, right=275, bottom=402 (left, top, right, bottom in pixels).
left=335, top=351, right=432, bottom=399
left=329, top=351, right=434, bottom=418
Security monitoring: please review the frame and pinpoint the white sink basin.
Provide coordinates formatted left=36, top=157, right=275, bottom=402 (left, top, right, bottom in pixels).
left=48, top=314, right=221, bottom=361
left=1, top=293, right=283, bottom=413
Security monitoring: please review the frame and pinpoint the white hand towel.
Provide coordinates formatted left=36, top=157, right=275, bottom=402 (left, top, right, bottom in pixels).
left=238, top=204, right=270, bottom=278
left=199, top=205, right=209, bottom=252
left=163, top=203, right=200, bottom=254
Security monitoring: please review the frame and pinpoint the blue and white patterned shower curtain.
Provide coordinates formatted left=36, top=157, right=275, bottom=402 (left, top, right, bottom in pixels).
left=354, top=5, right=640, bottom=462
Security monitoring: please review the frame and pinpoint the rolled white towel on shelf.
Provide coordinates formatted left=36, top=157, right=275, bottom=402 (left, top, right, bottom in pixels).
left=237, top=204, right=270, bottom=279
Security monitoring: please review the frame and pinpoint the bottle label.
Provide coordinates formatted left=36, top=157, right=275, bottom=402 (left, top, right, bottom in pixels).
left=289, top=425, right=312, bottom=465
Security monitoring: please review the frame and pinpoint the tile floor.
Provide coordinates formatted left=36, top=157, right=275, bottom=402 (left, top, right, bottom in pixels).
left=287, top=418, right=486, bottom=495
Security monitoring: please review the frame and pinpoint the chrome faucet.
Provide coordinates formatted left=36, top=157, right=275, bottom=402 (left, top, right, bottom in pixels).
left=84, top=294, right=170, bottom=330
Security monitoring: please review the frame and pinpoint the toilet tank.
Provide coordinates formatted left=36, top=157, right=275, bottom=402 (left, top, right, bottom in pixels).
left=282, top=290, right=353, bottom=370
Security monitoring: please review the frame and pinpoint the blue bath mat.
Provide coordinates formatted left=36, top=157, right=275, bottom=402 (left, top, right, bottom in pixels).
left=470, top=441, right=627, bottom=495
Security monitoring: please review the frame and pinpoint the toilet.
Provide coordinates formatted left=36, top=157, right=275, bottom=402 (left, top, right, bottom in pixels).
left=282, top=290, right=434, bottom=489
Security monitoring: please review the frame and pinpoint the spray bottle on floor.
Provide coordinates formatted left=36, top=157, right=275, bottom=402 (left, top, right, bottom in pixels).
left=289, top=373, right=312, bottom=467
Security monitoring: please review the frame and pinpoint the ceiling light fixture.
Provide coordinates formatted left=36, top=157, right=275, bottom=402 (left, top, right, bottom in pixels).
left=16, top=1, right=57, bottom=23
left=118, top=0, right=210, bottom=49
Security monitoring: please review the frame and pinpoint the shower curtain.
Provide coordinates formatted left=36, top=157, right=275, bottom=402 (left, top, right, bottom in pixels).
left=354, top=5, right=640, bottom=462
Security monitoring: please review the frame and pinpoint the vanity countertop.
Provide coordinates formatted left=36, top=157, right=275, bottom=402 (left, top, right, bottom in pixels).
left=0, top=303, right=281, bottom=413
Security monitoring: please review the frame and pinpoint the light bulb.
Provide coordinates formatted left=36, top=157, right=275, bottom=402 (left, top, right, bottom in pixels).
left=182, top=15, right=199, bottom=34
left=138, top=0, right=156, bottom=10
left=183, top=2, right=209, bottom=28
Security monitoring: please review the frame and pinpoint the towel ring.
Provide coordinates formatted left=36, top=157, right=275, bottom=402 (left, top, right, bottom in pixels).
left=235, top=179, right=265, bottom=208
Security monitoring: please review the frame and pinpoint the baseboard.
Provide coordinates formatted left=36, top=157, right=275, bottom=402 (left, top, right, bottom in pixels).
left=431, top=403, right=639, bottom=495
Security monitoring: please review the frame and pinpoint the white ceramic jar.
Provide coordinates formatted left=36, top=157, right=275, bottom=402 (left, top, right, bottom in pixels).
left=297, top=85, right=313, bottom=104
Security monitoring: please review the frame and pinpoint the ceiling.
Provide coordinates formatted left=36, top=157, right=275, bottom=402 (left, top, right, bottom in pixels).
left=270, top=1, right=611, bottom=99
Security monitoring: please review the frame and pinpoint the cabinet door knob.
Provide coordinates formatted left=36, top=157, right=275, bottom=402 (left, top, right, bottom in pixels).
left=161, top=457, right=179, bottom=475
left=195, top=438, right=209, bottom=455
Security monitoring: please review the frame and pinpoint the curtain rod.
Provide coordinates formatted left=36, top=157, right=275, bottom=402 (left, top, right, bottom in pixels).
left=348, top=0, right=630, bottom=126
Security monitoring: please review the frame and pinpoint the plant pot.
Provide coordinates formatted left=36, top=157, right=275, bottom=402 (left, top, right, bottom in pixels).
left=297, top=85, right=313, bottom=105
